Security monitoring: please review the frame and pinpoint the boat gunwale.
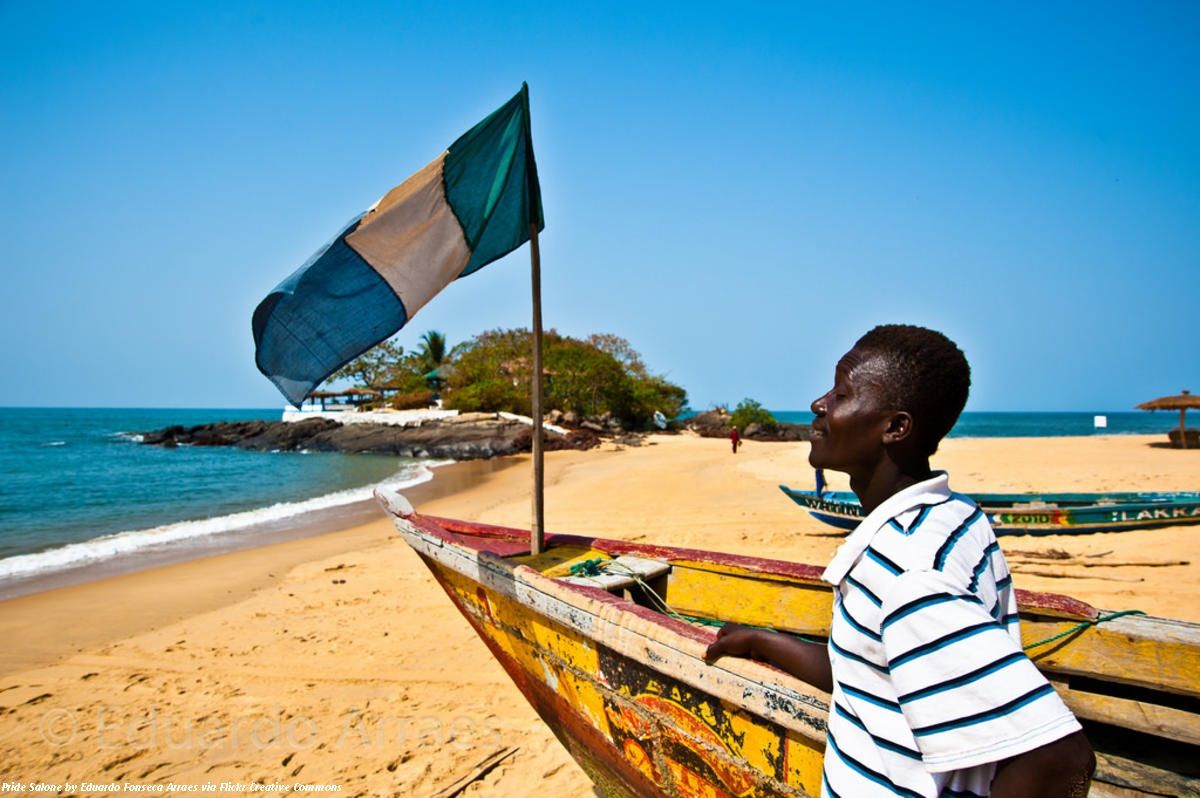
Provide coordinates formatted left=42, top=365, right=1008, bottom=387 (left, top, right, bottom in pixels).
left=421, top=513, right=830, bottom=582
left=410, top=508, right=1100, bottom=622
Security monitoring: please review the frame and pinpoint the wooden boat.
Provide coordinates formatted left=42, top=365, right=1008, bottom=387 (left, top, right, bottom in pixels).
left=376, top=489, right=1200, bottom=797
left=779, top=484, right=1200, bottom=535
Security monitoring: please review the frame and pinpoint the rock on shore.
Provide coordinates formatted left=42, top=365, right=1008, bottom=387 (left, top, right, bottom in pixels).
left=683, top=409, right=811, bottom=442
left=140, top=414, right=600, bottom=460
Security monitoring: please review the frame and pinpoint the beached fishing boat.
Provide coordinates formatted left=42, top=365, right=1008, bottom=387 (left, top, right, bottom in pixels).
left=376, top=489, right=1200, bottom=798
left=780, top=483, right=1200, bottom=535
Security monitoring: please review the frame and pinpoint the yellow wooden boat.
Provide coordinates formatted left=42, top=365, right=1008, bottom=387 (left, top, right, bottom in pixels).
left=376, top=489, right=1200, bottom=797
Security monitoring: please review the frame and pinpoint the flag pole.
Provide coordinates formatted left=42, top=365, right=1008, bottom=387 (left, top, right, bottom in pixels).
left=529, top=220, right=546, bottom=554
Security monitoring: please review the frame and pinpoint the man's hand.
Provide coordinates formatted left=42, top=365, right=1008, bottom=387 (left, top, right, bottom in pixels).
left=704, top=624, right=833, bottom=692
left=704, top=623, right=762, bottom=662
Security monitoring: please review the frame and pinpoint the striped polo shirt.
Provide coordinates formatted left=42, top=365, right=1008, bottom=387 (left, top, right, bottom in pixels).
left=819, top=473, right=1081, bottom=798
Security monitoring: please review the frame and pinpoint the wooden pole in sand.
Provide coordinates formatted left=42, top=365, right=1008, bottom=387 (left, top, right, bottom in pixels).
left=529, top=220, right=546, bottom=554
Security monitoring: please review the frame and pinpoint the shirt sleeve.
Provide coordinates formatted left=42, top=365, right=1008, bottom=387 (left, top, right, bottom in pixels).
left=879, top=569, right=1081, bottom=772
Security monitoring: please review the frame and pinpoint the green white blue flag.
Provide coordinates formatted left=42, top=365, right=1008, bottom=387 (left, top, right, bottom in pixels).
left=253, top=84, right=544, bottom=406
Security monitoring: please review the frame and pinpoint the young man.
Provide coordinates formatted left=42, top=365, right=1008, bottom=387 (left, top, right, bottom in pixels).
left=705, top=325, right=1094, bottom=798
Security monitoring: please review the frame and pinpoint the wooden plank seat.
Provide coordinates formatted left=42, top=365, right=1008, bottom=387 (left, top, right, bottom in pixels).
left=558, top=554, right=672, bottom=592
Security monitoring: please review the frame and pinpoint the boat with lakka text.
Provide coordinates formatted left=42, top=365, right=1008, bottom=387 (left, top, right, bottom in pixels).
left=780, top=475, right=1200, bottom=536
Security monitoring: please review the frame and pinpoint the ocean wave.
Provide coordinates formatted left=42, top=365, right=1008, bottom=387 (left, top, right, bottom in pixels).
left=43, top=441, right=66, bottom=447
left=113, top=431, right=145, bottom=443
left=0, top=460, right=453, bottom=582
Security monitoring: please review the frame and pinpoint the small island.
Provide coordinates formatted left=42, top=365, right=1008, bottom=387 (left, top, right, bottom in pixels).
left=140, top=329, right=810, bottom=458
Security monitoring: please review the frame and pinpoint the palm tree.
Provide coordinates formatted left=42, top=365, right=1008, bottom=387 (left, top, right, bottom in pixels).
left=416, top=330, right=449, bottom=396
left=416, top=330, right=447, bottom=371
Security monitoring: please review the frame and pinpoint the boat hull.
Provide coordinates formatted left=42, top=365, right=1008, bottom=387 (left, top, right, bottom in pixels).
left=432, top=567, right=667, bottom=798
left=426, top=555, right=826, bottom=797
left=779, top=486, right=1200, bottom=535
left=403, top=527, right=829, bottom=796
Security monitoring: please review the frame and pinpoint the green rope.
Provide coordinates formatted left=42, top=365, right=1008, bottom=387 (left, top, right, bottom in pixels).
left=568, top=557, right=605, bottom=577
left=682, top=614, right=727, bottom=628
left=673, top=614, right=825, bottom=644
left=1023, top=609, right=1146, bottom=652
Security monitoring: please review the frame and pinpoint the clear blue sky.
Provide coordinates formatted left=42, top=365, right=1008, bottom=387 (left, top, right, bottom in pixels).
left=2, top=1, right=1196, bottom=411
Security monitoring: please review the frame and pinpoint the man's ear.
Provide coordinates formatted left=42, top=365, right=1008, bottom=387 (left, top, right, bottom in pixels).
left=882, top=411, right=914, bottom=445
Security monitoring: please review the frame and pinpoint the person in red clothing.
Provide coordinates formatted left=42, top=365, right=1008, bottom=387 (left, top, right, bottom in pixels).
left=730, top=427, right=740, bottom=454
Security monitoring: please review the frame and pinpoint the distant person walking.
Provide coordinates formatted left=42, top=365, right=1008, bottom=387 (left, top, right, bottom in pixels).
left=730, top=427, right=740, bottom=454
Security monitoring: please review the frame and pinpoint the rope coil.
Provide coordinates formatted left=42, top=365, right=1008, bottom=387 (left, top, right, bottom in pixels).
left=568, top=557, right=605, bottom=577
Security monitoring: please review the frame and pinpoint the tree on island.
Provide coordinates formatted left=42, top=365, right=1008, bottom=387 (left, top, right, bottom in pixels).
left=325, top=333, right=443, bottom=409
left=415, top=330, right=450, bottom=399
left=444, top=328, right=686, bottom=429
left=326, top=328, right=687, bottom=429
left=327, top=339, right=406, bottom=391
left=730, top=398, right=778, bottom=433
left=415, top=330, right=449, bottom=375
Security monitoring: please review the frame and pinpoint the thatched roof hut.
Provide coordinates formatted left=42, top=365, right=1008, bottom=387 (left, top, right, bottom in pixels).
left=1136, top=389, right=1200, bottom=448
left=306, top=387, right=383, bottom=408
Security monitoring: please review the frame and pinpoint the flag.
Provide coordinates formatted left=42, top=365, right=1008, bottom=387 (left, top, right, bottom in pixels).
left=253, top=83, right=544, bottom=406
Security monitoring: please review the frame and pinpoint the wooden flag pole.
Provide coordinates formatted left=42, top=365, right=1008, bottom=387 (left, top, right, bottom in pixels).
left=529, top=221, right=546, bottom=554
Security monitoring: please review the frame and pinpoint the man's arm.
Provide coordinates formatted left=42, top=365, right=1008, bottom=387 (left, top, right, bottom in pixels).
left=704, top=623, right=833, bottom=693
left=991, top=731, right=1095, bottom=798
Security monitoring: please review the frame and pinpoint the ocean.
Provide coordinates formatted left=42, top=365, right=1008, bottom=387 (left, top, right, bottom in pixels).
left=0, top=407, right=1181, bottom=598
left=0, top=408, right=447, bottom=597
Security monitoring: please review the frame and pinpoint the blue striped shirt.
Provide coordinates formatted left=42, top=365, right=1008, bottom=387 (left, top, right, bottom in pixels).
left=819, top=473, right=1080, bottom=797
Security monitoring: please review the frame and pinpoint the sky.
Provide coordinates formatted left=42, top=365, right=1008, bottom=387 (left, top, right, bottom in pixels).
left=1, top=1, right=1197, bottom=412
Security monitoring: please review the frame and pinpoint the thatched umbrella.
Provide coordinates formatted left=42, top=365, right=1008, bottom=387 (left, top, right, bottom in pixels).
left=341, top=387, right=383, bottom=407
left=1136, top=390, right=1200, bottom=448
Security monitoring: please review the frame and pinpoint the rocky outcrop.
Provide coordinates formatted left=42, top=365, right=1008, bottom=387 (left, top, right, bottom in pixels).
left=683, top=410, right=811, bottom=442
left=548, top=409, right=633, bottom=435
left=140, top=415, right=599, bottom=460
left=741, top=421, right=811, bottom=442
left=684, top=409, right=734, bottom=438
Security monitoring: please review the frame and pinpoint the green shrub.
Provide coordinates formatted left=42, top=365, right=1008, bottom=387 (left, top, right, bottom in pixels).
left=443, top=329, right=686, bottom=428
left=327, top=328, right=687, bottom=429
left=730, top=398, right=777, bottom=432
left=388, top=388, right=435, bottom=410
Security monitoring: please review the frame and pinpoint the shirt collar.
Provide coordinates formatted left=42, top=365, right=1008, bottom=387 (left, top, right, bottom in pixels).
left=821, top=472, right=952, bottom=585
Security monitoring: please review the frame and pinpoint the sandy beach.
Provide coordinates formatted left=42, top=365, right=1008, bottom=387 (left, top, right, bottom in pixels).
left=0, top=433, right=1196, bottom=796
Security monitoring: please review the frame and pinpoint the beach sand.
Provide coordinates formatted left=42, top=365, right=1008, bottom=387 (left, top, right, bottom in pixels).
left=0, top=434, right=1195, bottom=796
